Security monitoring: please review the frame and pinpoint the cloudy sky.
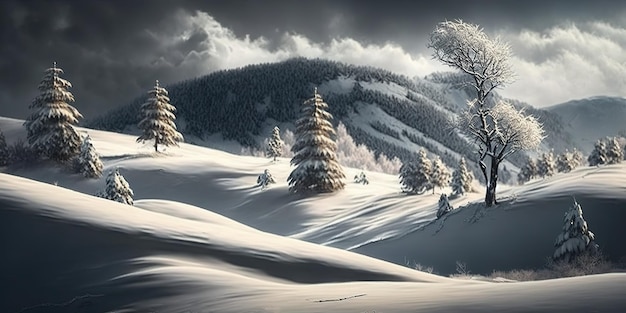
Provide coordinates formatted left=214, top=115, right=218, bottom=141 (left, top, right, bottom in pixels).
left=1, top=0, right=626, bottom=120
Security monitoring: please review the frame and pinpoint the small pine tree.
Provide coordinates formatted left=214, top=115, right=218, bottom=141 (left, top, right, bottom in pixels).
left=77, top=135, right=104, bottom=178
left=537, top=152, right=556, bottom=178
left=288, top=88, right=345, bottom=193
left=24, top=62, right=83, bottom=162
left=98, top=168, right=134, bottom=205
left=605, top=136, right=623, bottom=164
left=556, top=150, right=575, bottom=173
left=0, top=129, right=8, bottom=166
left=451, top=157, right=473, bottom=195
left=415, top=148, right=433, bottom=193
left=266, top=126, right=284, bottom=162
left=354, top=171, right=369, bottom=185
left=588, top=139, right=608, bottom=166
left=517, top=158, right=538, bottom=184
left=431, top=156, right=450, bottom=194
left=257, top=169, right=276, bottom=189
left=437, top=193, right=453, bottom=219
left=399, top=161, right=419, bottom=193
left=137, top=80, right=184, bottom=152
left=571, top=148, right=584, bottom=168
left=553, top=199, right=599, bottom=263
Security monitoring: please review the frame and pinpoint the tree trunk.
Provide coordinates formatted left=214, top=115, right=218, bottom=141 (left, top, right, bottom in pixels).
left=485, top=157, right=499, bottom=207
left=154, top=137, right=158, bottom=152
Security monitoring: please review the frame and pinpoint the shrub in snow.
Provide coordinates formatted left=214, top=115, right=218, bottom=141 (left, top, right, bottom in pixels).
left=288, top=88, right=345, bottom=193
left=537, top=152, right=556, bottom=178
left=0, top=129, right=8, bottom=166
left=588, top=139, right=607, bottom=166
left=429, top=19, right=544, bottom=207
left=556, top=150, right=575, bottom=173
left=517, top=157, right=538, bottom=184
left=75, top=135, right=103, bottom=178
left=451, top=157, right=473, bottom=195
left=265, top=126, right=284, bottom=162
left=7, top=139, right=38, bottom=165
left=437, top=193, right=453, bottom=219
left=354, top=171, right=369, bottom=185
left=605, top=136, right=623, bottom=164
left=137, top=80, right=184, bottom=152
left=98, top=168, right=134, bottom=205
left=553, top=199, right=599, bottom=263
left=431, top=156, right=450, bottom=194
left=257, top=169, right=276, bottom=189
left=23, top=62, right=83, bottom=162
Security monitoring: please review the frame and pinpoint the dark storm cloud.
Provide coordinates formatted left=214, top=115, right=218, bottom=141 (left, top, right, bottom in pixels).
left=1, top=0, right=626, bottom=120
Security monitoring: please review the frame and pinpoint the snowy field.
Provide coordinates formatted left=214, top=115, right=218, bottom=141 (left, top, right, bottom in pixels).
left=1, top=116, right=626, bottom=312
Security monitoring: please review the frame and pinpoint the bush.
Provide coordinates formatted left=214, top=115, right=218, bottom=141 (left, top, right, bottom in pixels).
left=7, top=139, right=40, bottom=165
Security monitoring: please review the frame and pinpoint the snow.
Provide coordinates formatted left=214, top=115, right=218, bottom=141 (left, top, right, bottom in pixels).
left=1, top=116, right=626, bottom=312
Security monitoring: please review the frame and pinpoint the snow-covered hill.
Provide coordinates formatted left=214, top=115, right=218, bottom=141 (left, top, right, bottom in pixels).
left=2, top=117, right=626, bottom=312
left=546, top=96, right=626, bottom=153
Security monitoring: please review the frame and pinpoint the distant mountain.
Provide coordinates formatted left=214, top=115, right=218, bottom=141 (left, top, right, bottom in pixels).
left=87, top=58, right=575, bottom=180
left=546, top=96, right=626, bottom=153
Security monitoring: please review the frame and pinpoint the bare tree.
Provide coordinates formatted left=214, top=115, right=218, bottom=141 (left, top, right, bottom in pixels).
left=429, top=20, right=544, bottom=206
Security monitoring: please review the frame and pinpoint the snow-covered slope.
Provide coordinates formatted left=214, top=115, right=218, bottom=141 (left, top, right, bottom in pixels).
left=546, top=96, right=626, bottom=153
left=2, top=116, right=626, bottom=311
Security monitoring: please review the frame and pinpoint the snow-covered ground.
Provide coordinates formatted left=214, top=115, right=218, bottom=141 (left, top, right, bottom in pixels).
left=1, top=116, right=626, bottom=312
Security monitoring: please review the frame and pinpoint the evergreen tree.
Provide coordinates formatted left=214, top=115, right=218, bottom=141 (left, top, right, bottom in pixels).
left=24, top=62, right=83, bottom=162
left=431, top=156, right=450, bottom=194
left=415, top=148, right=433, bottom=193
left=451, top=157, right=473, bottom=195
left=257, top=169, right=276, bottom=190
left=553, top=199, right=599, bottom=263
left=588, top=139, right=608, bottom=166
left=288, top=88, right=345, bottom=193
left=76, top=135, right=104, bottom=178
left=399, top=161, right=419, bottom=193
left=537, top=152, right=556, bottom=178
left=517, top=158, right=538, bottom=184
left=98, top=168, right=134, bottom=205
left=605, top=136, right=623, bottom=164
left=265, top=126, right=284, bottom=162
left=354, top=171, right=369, bottom=185
left=137, top=80, right=184, bottom=152
left=437, top=193, right=453, bottom=219
left=556, top=150, right=575, bottom=173
left=0, top=129, right=8, bottom=166
left=571, top=148, right=584, bottom=168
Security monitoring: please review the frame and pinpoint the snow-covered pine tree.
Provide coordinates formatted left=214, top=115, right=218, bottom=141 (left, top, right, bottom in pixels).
left=399, top=161, right=419, bottom=193
left=431, top=156, right=450, bottom=194
left=266, top=126, right=284, bottom=162
left=77, top=134, right=103, bottom=178
left=451, top=157, right=473, bottom=195
left=571, top=148, right=584, bottom=168
left=553, top=199, right=599, bottom=263
left=0, top=129, right=8, bottom=166
left=257, top=169, right=276, bottom=189
left=556, top=150, right=575, bottom=173
left=98, top=168, right=134, bottom=205
left=24, top=62, right=83, bottom=162
left=415, top=148, right=433, bottom=193
left=537, top=152, right=556, bottom=178
left=517, top=158, right=538, bottom=184
left=437, top=193, right=453, bottom=219
left=588, top=139, right=608, bottom=166
left=287, top=88, right=345, bottom=193
left=136, top=80, right=184, bottom=152
left=605, top=136, right=623, bottom=164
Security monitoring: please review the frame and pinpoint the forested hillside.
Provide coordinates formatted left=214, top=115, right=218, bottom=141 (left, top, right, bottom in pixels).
left=87, top=58, right=574, bottom=179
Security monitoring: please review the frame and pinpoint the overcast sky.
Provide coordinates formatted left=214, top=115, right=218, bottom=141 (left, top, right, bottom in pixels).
left=1, top=0, right=626, bottom=120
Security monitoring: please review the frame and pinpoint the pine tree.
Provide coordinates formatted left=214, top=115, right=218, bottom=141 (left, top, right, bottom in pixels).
left=451, top=157, right=473, bottom=195
left=266, top=126, right=284, bottom=162
left=399, top=161, right=419, bottom=193
left=437, top=193, right=453, bottom=219
left=415, top=148, right=433, bottom=193
left=553, top=199, right=599, bottom=263
left=431, top=156, right=450, bottom=194
left=588, top=139, right=607, bottom=166
left=556, top=150, right=575, bottom=173
left=137, top=80, right=184, bottom=152
left=605, top=137, right=623, bottom=164
left=537, top=152, right=556, bottom=178
left=517, top=158, right=538, bottom=184
left=288, top=88, right=345, bottom=193
left=0, top=129, right=8, bottom=166
left=98, top=168, right=134, bottom=205
left=257, top=169, right=276, bottom=190
left=77, top=135, right=103, bottom=178
left=571, top=148, right=584, bottom=168
left=24, top=62, right=83, bottom=162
